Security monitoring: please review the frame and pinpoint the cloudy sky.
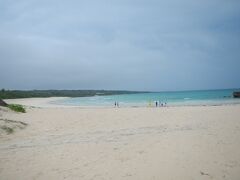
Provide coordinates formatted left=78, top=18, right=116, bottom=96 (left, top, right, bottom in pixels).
left=0, top=0, right=240, bottom=91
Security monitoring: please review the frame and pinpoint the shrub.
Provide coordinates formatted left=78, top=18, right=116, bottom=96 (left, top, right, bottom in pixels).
left=7, top=104, right=26, bottom=113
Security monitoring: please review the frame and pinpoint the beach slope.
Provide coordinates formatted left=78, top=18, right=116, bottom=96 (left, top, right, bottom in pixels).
left=0, top=99, right=240, bottom=180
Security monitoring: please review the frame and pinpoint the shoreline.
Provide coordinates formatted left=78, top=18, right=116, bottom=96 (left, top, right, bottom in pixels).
left=4, top=97, right=240, bottom=108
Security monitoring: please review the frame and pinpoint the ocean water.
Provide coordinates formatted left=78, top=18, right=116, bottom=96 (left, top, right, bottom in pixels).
left=52, top=89, right=240, bottom=107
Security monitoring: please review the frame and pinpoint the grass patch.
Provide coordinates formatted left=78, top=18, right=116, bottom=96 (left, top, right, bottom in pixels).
left=1, top=125, right=14, bottom=134
left=7, top=104, right=26, bottom=113
left=0, top=119, right=28, bottom=135
left=0, top=119, right=28, bottom=126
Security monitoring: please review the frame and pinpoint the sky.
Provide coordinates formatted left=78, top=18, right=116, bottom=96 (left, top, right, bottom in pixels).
left=0, top=0, right=240, bottom=91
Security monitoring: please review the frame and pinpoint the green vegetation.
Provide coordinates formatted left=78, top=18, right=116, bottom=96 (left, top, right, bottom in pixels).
left=1, top=125, right=14, bottom=134
left=0, top=89, right=148, bottom=99
left=0, top=119, right=28, bottom=135
left=7, top=104, right=26, bottom=113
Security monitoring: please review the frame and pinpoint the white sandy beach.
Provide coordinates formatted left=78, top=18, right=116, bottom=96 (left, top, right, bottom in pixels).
left=1, top=98, right=240, bottom=180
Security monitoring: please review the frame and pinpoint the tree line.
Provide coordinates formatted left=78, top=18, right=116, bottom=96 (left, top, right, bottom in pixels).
left=0, top=89, right=147, bottom=99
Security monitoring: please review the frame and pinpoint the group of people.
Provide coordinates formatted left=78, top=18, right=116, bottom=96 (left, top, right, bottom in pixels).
left=114, top=101, right=167, bottom=107
left=149, top=101, right=167, bottom=107
left=114, top=101, right=119, bottom=107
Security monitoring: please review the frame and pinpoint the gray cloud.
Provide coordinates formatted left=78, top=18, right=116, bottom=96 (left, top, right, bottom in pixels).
left=0, top=0, right=240, bottom=91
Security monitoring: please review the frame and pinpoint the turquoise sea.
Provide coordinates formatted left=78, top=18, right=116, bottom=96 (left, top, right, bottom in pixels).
left=52, top=89, right=240, bottom=107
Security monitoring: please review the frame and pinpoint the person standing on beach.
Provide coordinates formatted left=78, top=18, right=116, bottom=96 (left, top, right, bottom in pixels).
left=114, top=101, right=117, bottom=107
left=155, top=101, right=158, bottom=107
